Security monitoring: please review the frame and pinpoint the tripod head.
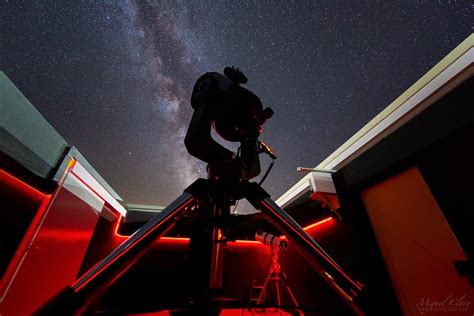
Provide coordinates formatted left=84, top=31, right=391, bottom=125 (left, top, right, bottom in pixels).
left=185, top=67, right=274, bottom=183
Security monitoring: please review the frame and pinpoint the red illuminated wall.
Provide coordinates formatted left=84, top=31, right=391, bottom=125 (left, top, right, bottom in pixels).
left=361, top=167, right=473, bottom=315
left=0, top=160, right=125, bottom=316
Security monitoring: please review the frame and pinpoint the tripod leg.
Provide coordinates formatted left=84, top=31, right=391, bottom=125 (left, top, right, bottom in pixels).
left=275, top=276, right=281, bottom=306
left=209, top=225, right=225, bottom=290
left=246, top=183, right=365, bottom=315
left=280, top=271, right=301, bottom=310
left=257, top=265, right=274, bottom=305
left=35, top=191, right=198, bottom=315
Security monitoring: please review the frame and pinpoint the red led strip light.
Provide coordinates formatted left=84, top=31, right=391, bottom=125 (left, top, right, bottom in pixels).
left=0, top=169, right=47, bottom=199
left=114, top=216, right=334, bottom=243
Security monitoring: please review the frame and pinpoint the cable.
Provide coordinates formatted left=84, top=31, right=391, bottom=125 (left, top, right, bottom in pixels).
left=258, top=159, right=275, bottom=186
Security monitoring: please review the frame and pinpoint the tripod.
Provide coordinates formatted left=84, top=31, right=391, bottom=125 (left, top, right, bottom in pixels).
left=35, top=164, right=365, bottom=315
left=251, top=247, right=300, bottom=313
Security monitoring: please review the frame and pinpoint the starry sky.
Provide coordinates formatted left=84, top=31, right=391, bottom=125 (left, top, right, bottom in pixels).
left=1, top=1, right=472, bottom=209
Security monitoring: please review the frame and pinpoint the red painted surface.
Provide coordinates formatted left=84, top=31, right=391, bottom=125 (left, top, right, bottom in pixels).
left=361, top=167, right=474, bottom=315
left=0, top=180, right=100, bottom=316
left=77, top=205, right=122, bottom=276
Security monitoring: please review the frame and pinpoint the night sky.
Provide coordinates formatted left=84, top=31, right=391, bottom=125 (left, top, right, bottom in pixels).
left=1, top=1, right=472, bottom=209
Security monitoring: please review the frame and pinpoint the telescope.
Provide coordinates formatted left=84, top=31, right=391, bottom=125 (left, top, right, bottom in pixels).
left=185, top=66, right=275, bottom=181
left=35, top=67, right=365, bottom=316
left=255, top=231, right=288, bottom=252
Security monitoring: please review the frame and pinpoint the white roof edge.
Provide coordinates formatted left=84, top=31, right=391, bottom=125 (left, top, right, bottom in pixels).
left=276, top=33, right=474, bottom=206
left=275, top=175, right=311, bottom=206
left=71, top=161, right=127, bottom=216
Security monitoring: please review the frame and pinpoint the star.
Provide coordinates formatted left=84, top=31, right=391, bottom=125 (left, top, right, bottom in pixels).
left=0, top=1, right=470, bottom=209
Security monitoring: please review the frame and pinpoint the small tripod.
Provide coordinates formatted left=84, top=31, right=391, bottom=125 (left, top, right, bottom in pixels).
left=253, top=247, right=300, bottom=311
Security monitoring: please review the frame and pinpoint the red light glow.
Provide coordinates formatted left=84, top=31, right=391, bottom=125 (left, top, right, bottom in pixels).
left=114, top=215, right=125, bottom=237
left=67, top=158, right=77, bottom=169
left=161, top=236, right=190, bottom=242
left=234, top=240, right=260, bottom=245
left=114, top=217, right=334, bottom=245
left=302, top=217, right=333, bottom=232
left=0, top=169, right=46, bottom=201
left=56, top=158, right=77, bottom=185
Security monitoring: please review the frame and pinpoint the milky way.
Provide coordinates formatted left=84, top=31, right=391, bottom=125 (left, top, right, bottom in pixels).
left=116, top=1, right=207, bottom=188
left=1, top=1, right=471, bottom=209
